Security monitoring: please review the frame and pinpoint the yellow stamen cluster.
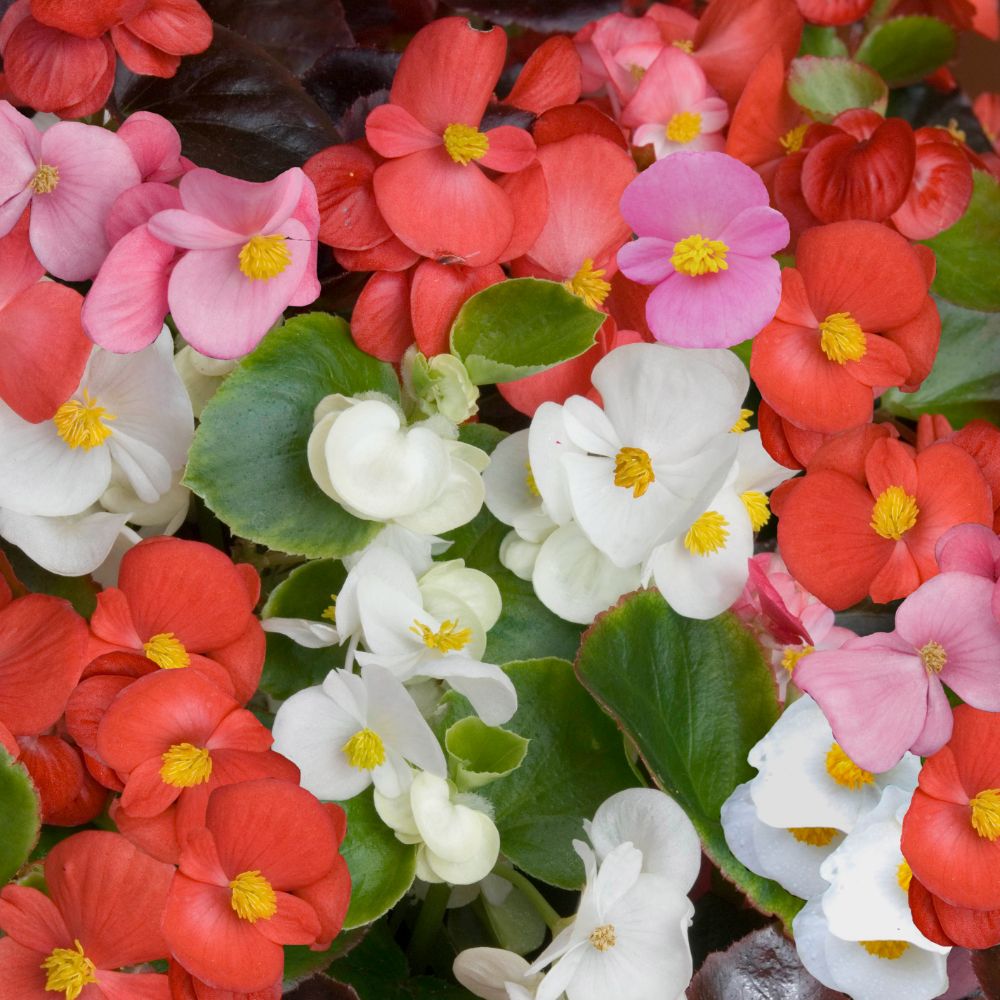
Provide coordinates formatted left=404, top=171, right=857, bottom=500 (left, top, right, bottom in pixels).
left=525, top=462, right=540, bottom=498
left=919, top=640, right=947, bottom=674
left=238, top=234, right=292, bottom=281
left=613, top=446, right=655, bottom=498
left=741, top=490, right=771, bottom=531
left=321, top=594, right=338, bottom=623
left=673, top=39, right=694, bottom=53
left=788, top=826, right=838, bottom=847
left=230, top=870, right=277, bottom=923
left=870, top=486, right=919, bottom=542
left=342, top=727, right=386, bottom=770
left=945, top=118, right=967, bottom=143
left=731, top=408, right=754, bottom=433
left=781, top=644, right=814, bottom=674
left=859, top=940, right=909, bottom=960
left=970, top=788, right=1000, bottom=840
left=684, top=511, right=729, bottom=556
left=143, top=632, right=191, bottom=670
left=410, top=618, right=472, bottom=653
left=897, top=860, right=913, bottom=892
left=819, top=311, right=867, bottom=364
left=564, top=258, right=611, bottom=309
left=666, top=111, right=702, bottom=144
left=825, top=743, right=875, bottom=790
left=589, top=923, right=617, bottom=951
left=443, top=123, right=489, bottom=165
left=160, top=742, right=213, bottom=788
left=53, top=391, right=115, bottom=450
left=31, top=162, right=60, bottom=194
left=41, top=939, right=97, bottom=1000
left=671, top=234, right=729, bottom=276
left=628, top=63, right=647, bottom=82
left=779, top=124, right=809, bottom=155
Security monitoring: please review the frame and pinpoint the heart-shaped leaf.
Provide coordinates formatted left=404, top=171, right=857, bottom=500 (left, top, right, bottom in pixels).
left=855, top=16, right=956, bottom=86
left=787, top=56, right=888, bottom=121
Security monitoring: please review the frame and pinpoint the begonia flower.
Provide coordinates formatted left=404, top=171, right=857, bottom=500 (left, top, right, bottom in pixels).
left=161, top=780, right=350, bottom=993
left=0, top=830, right=173, bottom=999
left=0, top=100, right=140, bottom=280
left=617, top=152, right=789, bottom=348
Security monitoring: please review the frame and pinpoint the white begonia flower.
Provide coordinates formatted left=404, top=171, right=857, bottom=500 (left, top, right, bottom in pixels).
left=270, top=662, right=446, bottom=801
left=454, top=948, right=543, bottom=1000
left=374, top=771, right=501, bottom=885
left=645, top=431, right=795, bottom=620
left=527, top=841, right=694, bottom=1000
left=173, top=343, right=236, bottom=417
left=584, top=788, right=702, bottom=894
left=528, top=343, right=746, bottom=570
left=484, top=430, right=558, bottom=545
left=419, top=560, right=502, bottom=637
left=0, top=329, right=193, bottom=518
left=793, top=897, right=949, bottom=1000
left=307, top=394, right=489, bottom=535
left=531, top=522, right=642, bottom=625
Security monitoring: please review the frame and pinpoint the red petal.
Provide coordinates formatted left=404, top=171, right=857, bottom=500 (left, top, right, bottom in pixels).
left=0, top=884, right=69, bottom=953
left=505, top=36, right=581, bottom=115
left=334, top=235, right=420, bottom=273
left=365, top=103, right=440, bottom=159
left=892, top=135, right=974, bottom=240
left=204, top=618, right=264, bottom=708
left=844, top=333, right=910, bottom=388
left=496, top=161, right=550, bottom=265
left=945, top=705, right=1000, bottom=797
left=881, top=296, right=940, bottom=392
left=16, top=734, right=105, bottom=826
left=951, top=421, right=1000, bottom=510
left=110, top=796, right=180, bottom=864
left=796, top=0, right=874, bottom=25
left=758, top=401, right=802, bottom=469
left=864, top=437, right=917, bottom=496
left=122, top=0, right=212, bottom=57
left=29, top=0, right=130, bottom=37
left=109, top=22, right=177, bottom=75
left=292, top=860, right=350, bottom=949
left=868, top=539, right=922, bottom=604
left=533, top=103, right=628, bottom=150
left=772, top=150, right=821, bottom=249
left=907, top=877, right=956, bottom=947
left=350, top=269, right=414, bottom=363
left=808, top=422, right=896, bottom=483
left=410, top=260, right=504, bottom=357
left=95, top=970, right=172, bottom=1000
left=254, top=892, right=320, bottom=946
left=478, top=125, right=536, bottom=174
left=119, top=754, right=183, bottom=817
left=0, top=209, right=42, bottom=312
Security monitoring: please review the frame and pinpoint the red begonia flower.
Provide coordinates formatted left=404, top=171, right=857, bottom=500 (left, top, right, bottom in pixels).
left=16, top=734, right=107, bottom=826
left=0, top=830, right=173, bottom=999
left=909, top=874, right=1000, bottom=949
left=162, top=780, right=350, bottom=993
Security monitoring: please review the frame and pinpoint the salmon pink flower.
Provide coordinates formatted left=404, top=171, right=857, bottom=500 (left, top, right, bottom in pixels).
left=162, top=779, right=350, bottom=993
left=0, top=830, right=173, bottom=999
left=617, top=151, right=789, bottom=348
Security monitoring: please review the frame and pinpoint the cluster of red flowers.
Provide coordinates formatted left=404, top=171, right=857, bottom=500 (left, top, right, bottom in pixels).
left=0, top=538, right=350, bottom=998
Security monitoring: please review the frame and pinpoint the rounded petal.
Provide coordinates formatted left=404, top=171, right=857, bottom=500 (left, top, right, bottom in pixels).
left=177, top=167, right=303, bottom=238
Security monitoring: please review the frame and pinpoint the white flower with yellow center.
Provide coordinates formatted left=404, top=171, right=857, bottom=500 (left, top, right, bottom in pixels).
left=271, top=662, right=446, bottom=801
left=528, top=343, right=745, bottom=570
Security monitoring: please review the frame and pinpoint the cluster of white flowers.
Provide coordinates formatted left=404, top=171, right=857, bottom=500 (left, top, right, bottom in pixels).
left=485, top=343, right=793, bottom=623
left=721, top=697, right=951, bottom=999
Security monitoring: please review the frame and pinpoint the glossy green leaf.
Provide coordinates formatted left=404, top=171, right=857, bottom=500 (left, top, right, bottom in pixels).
left=855, top=16, right=956, bottom=86
left=283, top=929, right=366, bottom=988
left=787, top=56, right=888, bottom=121
left=798, top=25, right=848, bottom=58
left=439, top=658, right=639, bottom=888
left=923, top=170, right=1000, bottom=312
left=575, top=590, right=802, bottom=927
left=337, top=789, right=417, bottom=929
left=450, top=279, right=604, bottom=385
left=881, top=297, right=1000, bottom=426
left=0, top=748, right=41, bottom=884
left=185, top=313, right=399, bottom=559
left=445, top=717, right=529, bottom=790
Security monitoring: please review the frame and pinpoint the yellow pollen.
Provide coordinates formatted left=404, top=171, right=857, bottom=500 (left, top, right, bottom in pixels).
left=589, top=923, right=617, bottom=951
left=443, top=123, right=489, bottom=166
left=779, top=123, right=809, bottom=155
left=897, top=860, right=913, bottom=892
left=628, top=63, right=647, bottom=82
left=525, top=462, right=540, bottom=498
left=731, top=408, right=754, bottom=433
left=321, top=594, right=338, bottom=623
left=564, top=258, right=611, bottom=309
left=781, top=644, right=814, bottom=674
left=859, top=940, right=909, bottom=960
left=684, top=510, right=729, bottom=556
left=53, top=391, right=115, bottom=450
left=870, top=486, right=919, bottom=542
left=788, top=826, right=838, bottom=847
left=238, top=234, right=291, bottom=281
left=410, top=618, right=473, bottom=653
left=819, top=311, right=867, bottom=364
left=41, top=940, right=97, bottom=1000
left=741, top=490, right=771, bottom=531
left=946, top=118, right=966, bottom=143
left=826, top=743, right=875, bottom=790
left=229, top=870, right=277, bottom=923
left=666, top=111, right=702, bottom=144
left=613, top=446, right=655, bottom=498
left=671, top=234, right=729, bottom=276
left=919, top=640, right=947, bottom=674
left=30, top=162, right=60, bottom=194
left=342, top=727, right=386, bottom=770
left=160, top=743, right=212, bottom=788
left=970, top=789, right=1000, bottom=840
left=143, top=632, right=190, bottom=670
left=673, top=39, right=694, bottom=53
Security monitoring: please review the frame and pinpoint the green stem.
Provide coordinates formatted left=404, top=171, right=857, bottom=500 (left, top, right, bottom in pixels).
left=407, top=881, right=450, bottom=972
left=491, top=862, right=564, bottom=934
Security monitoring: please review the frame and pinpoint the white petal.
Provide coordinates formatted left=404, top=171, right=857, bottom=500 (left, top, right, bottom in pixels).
left=373, top=784, right=420, bottom=839
left=733, top=430, right=796, bottom=494
left=561, top=396, right=620, bottom=456
left=261, top=617, right=341, bottom=648
left=395, top=443, right=486, bottom=535
left=371, top=746, right=417, bottom=800
left=528, top=403, right=580, bottom=526
left=0, top=506, right=129, bottom=576
left=500, top=531, right=544, bottom=581
left=454, top=949, right=537, bottom=1000
left=420, top=657, right=517, bottom=726
left=357, top=575, right=431, bottom=658
left=107, top=430, right=173, bottom=503
left=337, top=545, right=423, bottom=641
left=420, top=561, right=502, bottom=633
left=484, top=430, right=545, bottom=531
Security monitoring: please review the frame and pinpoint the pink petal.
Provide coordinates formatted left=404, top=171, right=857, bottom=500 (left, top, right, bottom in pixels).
left=105, top=182, right=183, bottom=247
left=365, top=103, right=440, bottom=159
left=718, top=204, right=790, bottom=257
left=478, top=126, right=536, bottom=173
left=621, top=46, right=711, bottom=128
left=148, top=208, right=244, bottom=250
left=178, top=167, right=304, bottom=238
left=910, top=676, right=954, bottom=758
left=935, top=523, right=1000, bottom=579
left=116, top=111, right=186, bottom=183
left=617, top=235, right=675, bottom=285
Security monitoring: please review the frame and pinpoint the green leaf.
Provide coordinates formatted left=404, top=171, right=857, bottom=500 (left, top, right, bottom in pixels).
left=923, top=170, right=1000, bottom=312
left=439, top=658, right=640, bottom=888
left=0, top=748, right=41, bottom=884
left=798, top=25, right=848, bottom=58
left=284, top=929, right=366, bottom=987
left=450, top=279, right=604, bottom=385
left=855, top=16, right=956, bottom=86
left=575, top=591, right=802, bottom=927
left=185, top=313, right=399, bottom=559
left=881, top=297, right=1000, bottom=426
left=337, top=789, right=417, bottom=929
left=445, top=717, right=529, bottom=790
left=787, top=56, right=888, bottom=121
left=260, top=559, right=347, bottom=700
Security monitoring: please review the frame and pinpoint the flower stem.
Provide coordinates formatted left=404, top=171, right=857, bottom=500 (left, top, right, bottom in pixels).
left=492, top=862, right=564, bottom=933
left=407, top=882, right=450, bottom=972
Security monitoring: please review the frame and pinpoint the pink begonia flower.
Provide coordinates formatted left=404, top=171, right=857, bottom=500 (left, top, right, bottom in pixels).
left=617, top=151, right=788, bottom=348
left=795, top=571, right=1000, bottom=773
left=0, top=100, right=140, bottom=281
left=116, top=111, right=192, bottom=183
left=83, top=166, right=320, bottom=359
left=621, top=47, right=728, bottom=160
